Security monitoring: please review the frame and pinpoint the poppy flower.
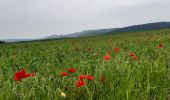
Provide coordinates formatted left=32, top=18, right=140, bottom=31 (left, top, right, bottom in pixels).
left=76, top=80, right=85, bottom=88
left=156, top=44, right=163, bottom=48
left=114, top=47, right=120, bottom=53
left=86, top=75, right=94, bottom=81
left=67, top=68, right=76, bottom=73
left=14, top=69, right=35, bottom=81
left=129, top=53, right=135, bottom=57
left=78, top=74, right=87, bottom=80
left=60, top=72, right=68, bottom=76
left=132, top=55, right=138, bottom=60
left=78, top=74, right=94, bottom=81
left=103, top=55, right=111, bottom=61
left=129, top=52, right=138, bottom=60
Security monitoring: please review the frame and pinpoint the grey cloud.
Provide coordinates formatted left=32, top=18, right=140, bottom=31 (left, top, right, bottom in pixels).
left=0, top=0, right=169, bottom=39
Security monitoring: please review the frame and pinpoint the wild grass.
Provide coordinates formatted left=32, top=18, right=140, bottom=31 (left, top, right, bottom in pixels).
left=0, top=29, right=170, bottom=100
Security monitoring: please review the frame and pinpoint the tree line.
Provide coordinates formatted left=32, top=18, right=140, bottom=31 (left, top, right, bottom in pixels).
left=0, top=41, right=5, bottom=44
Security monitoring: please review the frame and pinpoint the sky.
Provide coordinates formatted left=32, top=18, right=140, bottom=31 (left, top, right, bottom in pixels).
left=0, top=0, right=170, bottom=40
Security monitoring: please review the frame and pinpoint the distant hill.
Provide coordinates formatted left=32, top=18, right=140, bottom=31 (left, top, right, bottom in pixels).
left=43, top=28, right=116, bottom=39
left=43, top=22, right=170, bottom=39
left=107, top=22, right=170, bottom=34
left=4, top=39, right=33, bottom=42
left=2, top=22, right=170, bottom=42
left=0, top=40, right=5, bottom=44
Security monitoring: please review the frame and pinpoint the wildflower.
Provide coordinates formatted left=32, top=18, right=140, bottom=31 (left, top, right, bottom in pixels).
left=61, top=92, right=66, bottom=98
left=67, top=68, right=76, bottom=73
left=60, top=72, right=68, bottom=76
left=14, top=69, right=35, bottom=81
left=114, top=47, right=120, bottom=53
left=156, top=44, right=163, bottom=48
left=79, top=75, right=87, bottom=80
left=132, top=55, right=138, bottom=60
left=78, top=74, right=94, bottom=81
left=76, top=80, right=85, bottom=88
left=86, top=75, right=94, bottom=81
left=129, top=53, right=135, bottom=56
left=129, top=52, right=138, bottom=60
left=103, top=55, right=111, bottom=61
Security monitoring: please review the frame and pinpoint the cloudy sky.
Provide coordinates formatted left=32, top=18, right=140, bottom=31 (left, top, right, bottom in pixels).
left=0, top=0, right=170, bottom=39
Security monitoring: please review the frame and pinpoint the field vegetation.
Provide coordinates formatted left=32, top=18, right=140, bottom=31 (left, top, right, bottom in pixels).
left=0, top=29, right=170, bottom=100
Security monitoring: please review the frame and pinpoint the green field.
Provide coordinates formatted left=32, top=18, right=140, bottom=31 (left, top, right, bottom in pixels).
left=0, top=29, right=170, bottom=100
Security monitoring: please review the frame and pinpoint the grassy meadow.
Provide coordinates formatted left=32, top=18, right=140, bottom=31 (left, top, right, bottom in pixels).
left=0, top=29, right=170, bottom=100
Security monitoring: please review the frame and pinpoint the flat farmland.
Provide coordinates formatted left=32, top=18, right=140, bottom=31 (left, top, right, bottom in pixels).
left=0, top=29, right=170, bottom=100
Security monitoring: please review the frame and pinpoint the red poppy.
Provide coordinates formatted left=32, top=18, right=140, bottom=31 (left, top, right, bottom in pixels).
left=14, top=69, right=35, bottom=81
left=78, top=74, right=94, bottom=81
left=60, top=72, right=68, bottom=76
left=79, top=74, right=87, bottom=80
left=86, top=75, right=94, bottom=81
left=114, top=48, right=120, bottom=53
left=129, top=52, right=138, bottom=60
left=114, top=47, right=120, bottom=53
left=129, top=53, right=135, bottom=57
left=103, top=55, right=111, bottom=61
left=67, top=68, right=76, bottom=73
left=76, top=80, right=85, bottom=88
left=156, top=44, right=163, bottom=48
left=132, top=55, right=138, bottom=60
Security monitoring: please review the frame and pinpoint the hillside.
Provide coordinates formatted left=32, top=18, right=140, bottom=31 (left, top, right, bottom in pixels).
left=2, top=22, right=170, bottom=42
left=108, top=22, right=170, bottom=34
